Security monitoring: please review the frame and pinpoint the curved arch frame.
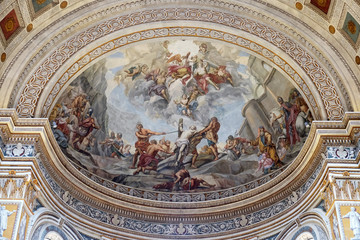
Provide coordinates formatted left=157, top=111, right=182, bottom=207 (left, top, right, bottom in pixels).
left=7, top=5, right=348, bottom=120
left=277, top=211, right=331, bottom=240
left=27, top=208, right=83, bottom=240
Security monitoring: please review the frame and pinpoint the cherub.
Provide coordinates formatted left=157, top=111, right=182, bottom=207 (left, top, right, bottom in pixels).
left=125, top=64, right=149, bottom=81
left=215, top=66, right=234, bottom=87
left=174, top=94, right=198, bottom=118
left=257, top=152, right=274, bottom=174
left=187, top=86, right=203, bottom=104
left=162, top=40, right=172, bottom=59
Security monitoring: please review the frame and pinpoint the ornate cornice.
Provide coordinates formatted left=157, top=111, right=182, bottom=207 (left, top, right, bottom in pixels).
left=33, top=158, right=323, bottom=238
left=1, top=110, right=359, bottom=238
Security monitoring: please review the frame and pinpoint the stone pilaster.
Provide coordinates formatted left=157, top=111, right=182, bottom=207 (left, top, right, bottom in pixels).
left=323, top=172, right=360, bottom=240
left=0, top=171, right=38, bottom=240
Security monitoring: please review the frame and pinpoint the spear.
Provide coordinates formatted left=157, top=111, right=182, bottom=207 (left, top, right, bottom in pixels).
left=163, top=130, right=179, bottom=135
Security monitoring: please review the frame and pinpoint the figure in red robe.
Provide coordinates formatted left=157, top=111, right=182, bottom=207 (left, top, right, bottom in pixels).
left=133, top=139, right=170, bottom=175
left=277, top=97, right=301, bottom=145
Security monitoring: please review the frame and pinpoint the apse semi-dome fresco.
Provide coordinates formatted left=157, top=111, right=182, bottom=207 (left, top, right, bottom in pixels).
left=49, top=40, right=313, bottom=192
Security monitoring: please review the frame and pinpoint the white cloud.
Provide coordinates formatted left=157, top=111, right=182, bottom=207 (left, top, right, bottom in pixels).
left=105, top=57, right=129, bottom=71
left=167, top=40, right=199, bottom=58
left=235, top=56, right=249, bottom=66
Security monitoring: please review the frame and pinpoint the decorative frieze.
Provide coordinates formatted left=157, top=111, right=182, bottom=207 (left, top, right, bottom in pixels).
left=36, top=154, right=323, bottom=236
left=0, top=172, right=34, bottom=199
left=327, top=146, right=358, bottom=160
left=0, top=136, right=35, bottom=158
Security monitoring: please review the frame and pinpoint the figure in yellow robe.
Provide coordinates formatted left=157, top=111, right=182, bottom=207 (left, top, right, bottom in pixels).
left=251, top=127, right=281, bottom=166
